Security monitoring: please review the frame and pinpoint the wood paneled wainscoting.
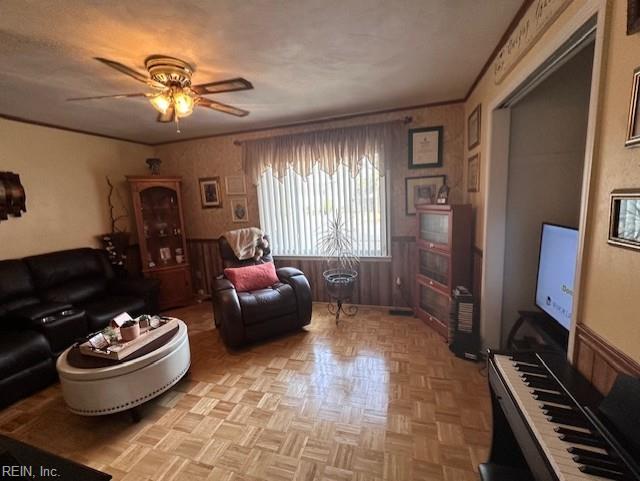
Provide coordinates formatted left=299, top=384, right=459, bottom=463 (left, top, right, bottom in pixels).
left=573, top=324, right=640, bottom=395
left=186, top=236, right=417, bottom=308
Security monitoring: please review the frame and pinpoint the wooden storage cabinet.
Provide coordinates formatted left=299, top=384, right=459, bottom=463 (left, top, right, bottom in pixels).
left=414, top=204, right=472, bottom=341
left=127, top=176, right=192, bottom=310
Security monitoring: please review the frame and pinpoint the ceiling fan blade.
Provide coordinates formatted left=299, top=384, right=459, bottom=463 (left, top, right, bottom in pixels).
left=67, top=92, right=148, bottom=101
left=94, top=57, right=164, bottom=89
left=197, top=98, right=249, bottom=117
left=192, top=77, right=253, bottom=95
left=157, top=106, right=175, bottom=123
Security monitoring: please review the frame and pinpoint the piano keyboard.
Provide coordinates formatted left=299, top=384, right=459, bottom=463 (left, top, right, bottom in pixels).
left=493, top=354, right=632, bottom=481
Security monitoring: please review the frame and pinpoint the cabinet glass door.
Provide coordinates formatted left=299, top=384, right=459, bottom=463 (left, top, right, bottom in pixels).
left=140, top=186, right=185, bottom=269
left=419, top=249, right=449, bottom=286
left=419, top=212, right=449, bottom=247
left=419, top=284, right=449, bottom=322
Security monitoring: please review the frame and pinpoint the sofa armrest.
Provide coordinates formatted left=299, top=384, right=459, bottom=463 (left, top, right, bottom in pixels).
left=109, top=277, right=161, bottom=314
left=12, top=302, right=73, bottom=323
left=109, top=277, right=160, bottom=296
left=276, top=268, right=312, bottom=327
left=211, top=278, right=245, bottom=347
left=213, top=277, right=236, bottom=293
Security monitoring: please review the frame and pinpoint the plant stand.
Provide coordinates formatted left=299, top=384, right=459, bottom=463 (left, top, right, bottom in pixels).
left=327, top=300, right=358, bottom=324
left=323, top=268, right=358, bottom=325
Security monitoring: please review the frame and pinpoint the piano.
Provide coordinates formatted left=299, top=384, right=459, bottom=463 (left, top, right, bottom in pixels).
left=485, top=350, right=640, bottom=481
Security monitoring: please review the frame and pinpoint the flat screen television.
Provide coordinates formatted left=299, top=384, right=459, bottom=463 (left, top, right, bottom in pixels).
left=535, top=223, right=579, bottom=331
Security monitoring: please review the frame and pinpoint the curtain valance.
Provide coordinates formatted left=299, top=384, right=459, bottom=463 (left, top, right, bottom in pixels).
left=242, top=121, right=401, bottom=185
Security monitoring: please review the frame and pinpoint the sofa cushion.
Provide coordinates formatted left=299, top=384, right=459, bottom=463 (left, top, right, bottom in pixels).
left=0, top=330, right=51, bottom=379
left=0, top=259, right=39, bottom=319
left=224, top=262, right=279, bottom=292
left=237, top=283, right=297, bottom=325
left=25, top=248, right=113, bottom=291
left=77, top=295, right=146, bottom=331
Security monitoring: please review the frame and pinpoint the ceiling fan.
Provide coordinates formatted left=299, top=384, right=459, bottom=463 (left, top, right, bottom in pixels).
left=68, top=55, right=253, bottom=131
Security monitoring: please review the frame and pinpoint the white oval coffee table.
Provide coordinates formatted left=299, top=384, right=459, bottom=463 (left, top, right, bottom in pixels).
left=56, top=319, right=190, bottom=417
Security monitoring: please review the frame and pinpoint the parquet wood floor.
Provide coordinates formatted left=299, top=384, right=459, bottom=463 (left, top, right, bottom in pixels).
left=0, top=303, right=491, bottom=480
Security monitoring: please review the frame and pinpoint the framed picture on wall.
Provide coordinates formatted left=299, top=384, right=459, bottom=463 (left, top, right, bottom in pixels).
left=467, top=154, right=480, bottom=193
left=231, top=197, right=249, bottom=223
left=626, top=67, right=640, bottom=147
left=608, top=189, right=640, bottom=249
left=225, top=175, right=246, bottom=195
left=468, top=104, right=481, bottom=150
left=628, top=0, right=640, bottom=35
left=199, top=177, right=222, bottom=208
left=405, top=175, right=446, bottom=215
left=408, top=126, right=443, bottom=168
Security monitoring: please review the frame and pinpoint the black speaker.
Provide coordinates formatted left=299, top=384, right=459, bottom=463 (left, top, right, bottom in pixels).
left=449, top=286, right=480, bottom=361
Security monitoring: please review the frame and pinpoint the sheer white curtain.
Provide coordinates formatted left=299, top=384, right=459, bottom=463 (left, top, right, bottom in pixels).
left=244, top=122, right=399, bottom=258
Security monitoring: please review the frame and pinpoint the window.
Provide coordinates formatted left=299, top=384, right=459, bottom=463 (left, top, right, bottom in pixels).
left=257, top=156, right=388, bottom=258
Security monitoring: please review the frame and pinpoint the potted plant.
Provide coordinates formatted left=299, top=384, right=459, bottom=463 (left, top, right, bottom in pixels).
left=120, top=320, right=140, bottom=342
left=100, top=176, right=130, bottom=275
left=320, top=212, right=359, bottom=322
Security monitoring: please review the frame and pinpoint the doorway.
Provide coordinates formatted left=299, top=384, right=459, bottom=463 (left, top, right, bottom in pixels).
left=500, top=42, right=594, bottom=344
left=480, top=2, right=607, bottom=355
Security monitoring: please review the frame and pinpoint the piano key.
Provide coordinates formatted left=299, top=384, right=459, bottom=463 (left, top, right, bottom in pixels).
left=516, top=364, right=549, bottom=375
left=568, top=447, right=619, bottom=463
left=542, top=404, right=577, bottom=415
left=548, top=415, right=592, bottom=429
left=560, top=434, right=608, bottom=449
left=572, top=455, right=625, bottom=472
left=578, top=465, right=629, bottom=481
left=555, top=427, right=597, bottom=438
left=526, top=378, right=563, bottom=391
left=532, top=390, right=572, bottom=405
left=494, top=355, right=614, bottom=481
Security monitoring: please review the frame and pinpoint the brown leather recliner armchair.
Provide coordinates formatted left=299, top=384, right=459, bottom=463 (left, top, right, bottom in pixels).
left=212, top=235, right=312, bottom=348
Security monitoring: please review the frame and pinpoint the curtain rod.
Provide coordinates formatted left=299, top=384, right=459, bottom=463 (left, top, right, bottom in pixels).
left=232, top=116, right=413, bottom=146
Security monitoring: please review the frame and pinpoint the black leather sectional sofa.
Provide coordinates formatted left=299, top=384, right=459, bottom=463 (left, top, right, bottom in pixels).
left=0, top=248, right=160, bottom=408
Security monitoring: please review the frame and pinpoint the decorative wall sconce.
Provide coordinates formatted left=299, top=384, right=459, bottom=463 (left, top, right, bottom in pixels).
left=0, top=172, right=26, bottom=221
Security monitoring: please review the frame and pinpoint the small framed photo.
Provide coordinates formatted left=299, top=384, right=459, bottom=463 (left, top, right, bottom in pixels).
left=628, top=0, right=640, bottom=35
left=405, top=175, right=446, bottom=215
left=468, top=104, right=481, bottom=150
left=199, top=177, right=222, bottom=208
left=626, top=67, right=640, bottom=147
left=408, top=126, right=443, bottom=169
left=609, top=189, right=640, bottom=249
left=225, top=175, right=246, bottom=195
left=467, top=154, right=480, bottom=193
left=231, top=197, right=249, bottom=223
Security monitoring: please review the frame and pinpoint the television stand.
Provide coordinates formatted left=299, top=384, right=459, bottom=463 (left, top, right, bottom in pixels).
left=506, top=310, right=568, bottom=353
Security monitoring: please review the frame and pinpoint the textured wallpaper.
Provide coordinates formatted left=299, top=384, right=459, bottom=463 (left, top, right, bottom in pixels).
left=155, top=103, right=464, bottom=239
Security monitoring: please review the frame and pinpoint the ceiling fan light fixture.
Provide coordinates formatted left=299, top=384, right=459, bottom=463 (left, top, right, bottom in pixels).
left=149, top=92, right=171, bottom=114
left=173, top=89, right=195, bottom=117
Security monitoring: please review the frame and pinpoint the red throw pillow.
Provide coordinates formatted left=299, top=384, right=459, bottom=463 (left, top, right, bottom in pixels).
left=224, top=262, right=279, bottom=292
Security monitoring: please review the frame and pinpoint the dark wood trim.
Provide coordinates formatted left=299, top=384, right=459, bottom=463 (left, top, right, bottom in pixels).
left=0, top=113, right=152, bottom=146
left=464, top=0, right=534, bottom=101
left=574, top=323, right=640, bottom=394
left=391, top=235, right=416, bottom=242
left=153, top=99, right=464, bottom=146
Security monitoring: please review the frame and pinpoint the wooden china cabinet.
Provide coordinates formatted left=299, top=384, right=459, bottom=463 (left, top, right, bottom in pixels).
left=415, top=204, right=472, bottom=341
left=127, top=176, right=191, bottom=310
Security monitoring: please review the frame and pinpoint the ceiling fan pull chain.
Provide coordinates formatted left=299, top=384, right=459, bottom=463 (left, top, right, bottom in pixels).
left=175, top=116, right=181, bottom=134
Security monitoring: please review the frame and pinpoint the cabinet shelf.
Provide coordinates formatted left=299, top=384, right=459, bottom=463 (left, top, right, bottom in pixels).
left=415, top=204, right=472, bottom=342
